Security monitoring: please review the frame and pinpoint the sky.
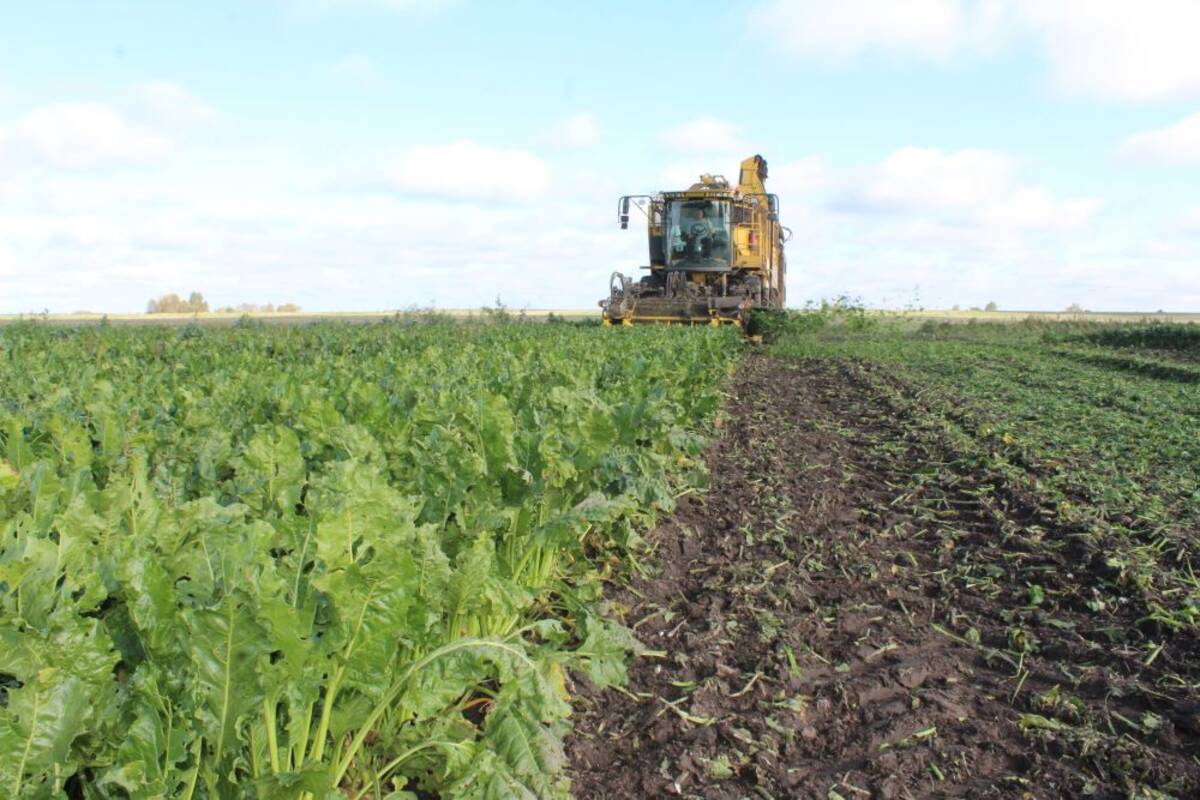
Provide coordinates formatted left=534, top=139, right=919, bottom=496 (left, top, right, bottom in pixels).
left=1, top=0, right=1199, bottom=314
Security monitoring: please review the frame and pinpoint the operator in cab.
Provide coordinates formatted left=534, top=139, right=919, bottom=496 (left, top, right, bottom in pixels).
left=673, top=203, right=727, bottom=261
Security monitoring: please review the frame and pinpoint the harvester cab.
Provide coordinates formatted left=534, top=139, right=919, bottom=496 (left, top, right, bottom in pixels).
left=602, top=155, right=789, bottom=326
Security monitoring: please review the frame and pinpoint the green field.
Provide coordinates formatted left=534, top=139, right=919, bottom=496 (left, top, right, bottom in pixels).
left=0, top=319, right=735, bottom=798
left=772, top=315, right=1200, bottom=552
left=3, top=308, right=1198, bottom=329
left=0, top=310, right=598, bottom=328
left=3, top=313, right=1199, bottom=798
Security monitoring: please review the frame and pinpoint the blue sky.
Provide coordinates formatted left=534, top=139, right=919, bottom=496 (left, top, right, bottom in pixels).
left=2, top=0, right=1199, bottom=313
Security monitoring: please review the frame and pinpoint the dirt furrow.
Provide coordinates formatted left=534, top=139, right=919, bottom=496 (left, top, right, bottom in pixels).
left=567, top=354, right=1200, bottom=799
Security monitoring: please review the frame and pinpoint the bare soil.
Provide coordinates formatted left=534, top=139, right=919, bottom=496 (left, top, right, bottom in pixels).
left=567, top=355, right=1200, bottom=799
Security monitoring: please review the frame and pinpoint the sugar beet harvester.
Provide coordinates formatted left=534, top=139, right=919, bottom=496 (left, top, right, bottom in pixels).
left=601, top=155, right=789, bottom=326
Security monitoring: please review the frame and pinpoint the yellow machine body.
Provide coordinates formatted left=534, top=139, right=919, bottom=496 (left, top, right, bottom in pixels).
left=601, top=155, right=789, bottom=326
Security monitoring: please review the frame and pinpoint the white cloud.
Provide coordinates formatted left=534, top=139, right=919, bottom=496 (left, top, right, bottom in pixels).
left=383, top=140, right=550, bottom=203
left=1120, top=113, right=1200, bottom=165
left=0, top=163, right=631, bottom=313
left=659, top=118, right=743, bottom=154
left=0, top=240, right=15, bottom=279
left=545, top=112, right=600, bottom=148
left=850, top=147, right=1013, bottom=212
left=983, top=187, right=1099, bottom=229
left=0, top=146, right=1189, bottom=315
left=836, top=146, right=1100, bottom=230
left=749, top=0, right=976, bottom=61
left=752, top=0, right=1200, bottom=102
left=774, top=146, right=1155, bottom=311
left=1014, top=0, right=1200, bottom=102
left=0, top=119, right=652, bottom=313
left=768, top=157, right=829, bottom=198
left=134, top=81, right=219, bottom=126
left=0, top=102, right=170, bottom=169
left=328, top=54, right=382, bottom=86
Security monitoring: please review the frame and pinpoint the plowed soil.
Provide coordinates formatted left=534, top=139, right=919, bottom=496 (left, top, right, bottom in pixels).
left=567, top=355, right=1200, bottom=799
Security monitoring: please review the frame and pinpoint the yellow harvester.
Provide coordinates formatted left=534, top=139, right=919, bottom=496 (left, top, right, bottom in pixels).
left=601, top=155, right=789, bottom=326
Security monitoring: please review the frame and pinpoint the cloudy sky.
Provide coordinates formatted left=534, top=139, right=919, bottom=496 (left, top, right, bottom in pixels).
left=2, top=0, right=1199, bottom=313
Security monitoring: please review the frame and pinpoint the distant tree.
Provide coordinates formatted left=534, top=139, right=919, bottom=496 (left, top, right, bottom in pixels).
left=148, top=293, right=180, bottom=313
left=951, top=304, right=961, bottom=311
left=984, top=301, right=998, bottom=312
left=187, top=292, right=209, bottom=313
left=1065, top=303, right=1085, bottom=313
left=147, top=292, right=209, bottom=313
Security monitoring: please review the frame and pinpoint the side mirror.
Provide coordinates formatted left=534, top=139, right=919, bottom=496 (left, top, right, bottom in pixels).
left=619, top=197, right=631, bottom=229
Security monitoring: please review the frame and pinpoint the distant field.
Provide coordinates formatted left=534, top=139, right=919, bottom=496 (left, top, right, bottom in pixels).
left=2, top=308, right=1195, bottom=327
left=0, top=308, right=598, bottom=326
left=898, top=308, right=1200, bottom=323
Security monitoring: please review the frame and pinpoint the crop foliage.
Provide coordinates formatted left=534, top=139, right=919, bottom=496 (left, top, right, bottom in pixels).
left=0, top=319, right=737, bottom=799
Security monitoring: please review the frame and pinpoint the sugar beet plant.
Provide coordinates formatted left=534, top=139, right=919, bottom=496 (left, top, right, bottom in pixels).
left=0, top=319, right=737, bottom=798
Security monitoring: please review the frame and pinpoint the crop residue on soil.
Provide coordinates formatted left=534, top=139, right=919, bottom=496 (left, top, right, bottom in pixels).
left=567, top=354, right=1200, bottom=799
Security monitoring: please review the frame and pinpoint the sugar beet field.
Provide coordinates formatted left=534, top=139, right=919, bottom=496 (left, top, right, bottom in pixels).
left=1, top=315, right=1199, bottom=799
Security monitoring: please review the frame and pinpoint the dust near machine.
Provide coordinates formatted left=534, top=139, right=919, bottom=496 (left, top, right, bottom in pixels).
left=601, top=155, right=790, bottom=326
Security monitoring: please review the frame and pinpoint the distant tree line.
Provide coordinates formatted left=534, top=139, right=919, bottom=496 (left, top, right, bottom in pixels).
left=147, top=292, right=209, bottom=313
left=214, top=302, right=302, bottom=313
left=146, top=292, right=300, bottom=314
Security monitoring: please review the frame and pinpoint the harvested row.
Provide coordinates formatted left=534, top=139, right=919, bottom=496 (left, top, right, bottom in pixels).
left=569, top=351, right=1200, bottom=799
